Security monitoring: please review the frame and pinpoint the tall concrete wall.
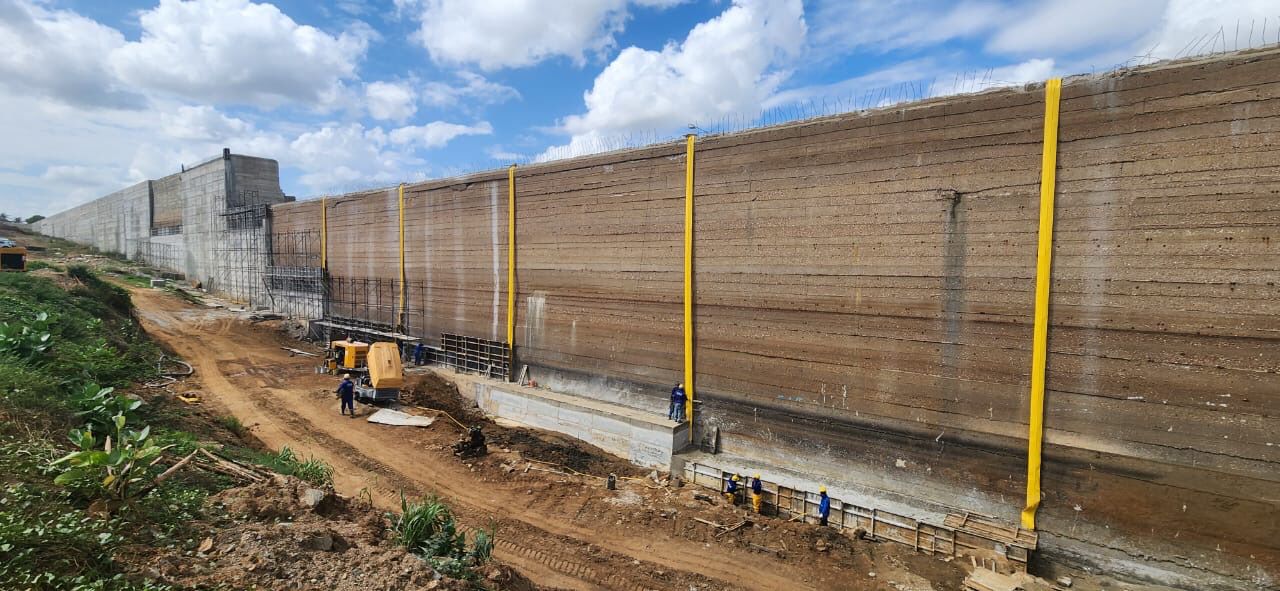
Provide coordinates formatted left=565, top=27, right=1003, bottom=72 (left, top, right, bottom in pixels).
left=35, top=152, right=290, bottom=305
left=37, top=180, right=151, bottom=255
left=268, top=49, right=1280, bottom=589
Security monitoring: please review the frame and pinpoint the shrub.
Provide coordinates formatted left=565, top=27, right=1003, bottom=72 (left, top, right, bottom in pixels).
left=0, top=312, right=53, bottom=361
left=217, top=415, right=245, bottom=438
left=392, top=494, right=494, bottom=580
left=72, top=383, right=142, bottom=434
left=50, top=416, right=171, bottom=506
left=261, top=446, right=333, bottom=487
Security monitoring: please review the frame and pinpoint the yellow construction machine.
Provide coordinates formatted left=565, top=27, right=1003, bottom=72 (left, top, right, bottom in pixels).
left=326, top=339, right=369, bottom=374
left=0, top=245, right=27, bottom=272
left=324, top=340, right=403, bottom=404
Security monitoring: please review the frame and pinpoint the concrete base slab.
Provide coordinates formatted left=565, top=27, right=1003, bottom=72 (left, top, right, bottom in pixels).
left=468, top=380, right=690, bottom=470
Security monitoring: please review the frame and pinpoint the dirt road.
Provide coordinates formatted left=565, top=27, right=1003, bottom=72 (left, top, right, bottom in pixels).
left=130, top=288, right=957, bottom=591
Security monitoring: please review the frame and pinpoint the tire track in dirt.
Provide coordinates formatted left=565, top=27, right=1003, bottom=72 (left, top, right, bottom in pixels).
left=251, top=386, right=671, bottom=591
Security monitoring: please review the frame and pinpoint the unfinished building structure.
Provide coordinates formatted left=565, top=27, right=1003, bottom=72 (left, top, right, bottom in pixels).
left=37, top=149, right=292, bottom=304
left=36, top=49, right=1280, bottom=590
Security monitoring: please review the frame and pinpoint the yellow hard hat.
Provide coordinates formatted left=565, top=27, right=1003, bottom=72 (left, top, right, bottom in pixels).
left=819, top=486, right=827, bottom=493
left=753, top=473, right=761, bottom=479
left=732, top=474, right=741, bottom=481
left=678, top=383, right=684, bottom=388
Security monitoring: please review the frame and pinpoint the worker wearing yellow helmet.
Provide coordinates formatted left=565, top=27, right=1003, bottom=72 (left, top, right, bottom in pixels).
left=724, top=473, right=742, bottom=505
left=749, top=473, right=764, bottom=514
left=817, top=486, right=831, bottom=526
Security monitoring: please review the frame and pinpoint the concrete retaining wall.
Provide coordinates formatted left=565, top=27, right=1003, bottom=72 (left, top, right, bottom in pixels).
left=472, top=381, right=689, bottom=470
left=269, top=49, right=1280, bottom=588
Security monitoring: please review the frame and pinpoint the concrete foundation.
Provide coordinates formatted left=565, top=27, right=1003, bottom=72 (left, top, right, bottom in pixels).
left=469, top=379, right=690, bottom=470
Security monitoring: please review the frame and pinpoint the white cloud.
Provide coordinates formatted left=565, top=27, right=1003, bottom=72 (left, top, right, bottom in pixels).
left=989, top=0, right=1166, bottom=56
left=809, top=0, right=1005, bottom=57
left=543, top=0, right=805, bottom=160
left=0, top=0, right=142, bottom=108
left=422, top=72, right=521, bottom=107
left=1142, top=0, right=1280, bottom=59
left=161, top=105, right=254, bottom=141
left=932, top=58, right=1056, bottom=96
left=40, top=165, right=124, bottom=187
left=388, top=121, right=494, bottom=148
left=405, top=0, right=687, bottom=70
left=110, top=0, right=372, bottom=108
left=285, top=120, right=488, bottom=194
left=485, top=145, right=524, bottom=161
left=365, top=81, right=418, bottom=121
left=288, top=124, right=419, bottom=192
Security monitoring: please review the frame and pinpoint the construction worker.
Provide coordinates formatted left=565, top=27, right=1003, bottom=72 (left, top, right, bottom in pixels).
left=724, top=473, right=741, bottom=505
left=413, top=342, right=425, bottom=366
left=750, top=473, right=764, bottom=514
left=337, top=374, right=355, bottom=417
left=817, top=486, right=830, bottom=526
left=669, top=382, right=686, bottom=422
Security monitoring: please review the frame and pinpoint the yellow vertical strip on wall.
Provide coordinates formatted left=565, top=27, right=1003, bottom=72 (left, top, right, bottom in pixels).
left=1023, top=77, right=1063, bottom=531
left=506, top=165, right=517, bottom=352
left=320, top=196, right=328, bottom=270
left=683, top=134, right=696, bottom=442
left=397, top=183, right=406, bottom=333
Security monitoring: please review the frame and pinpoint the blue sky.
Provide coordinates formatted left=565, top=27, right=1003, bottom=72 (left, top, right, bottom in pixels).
left=1, top=0, right=1277, bottom=218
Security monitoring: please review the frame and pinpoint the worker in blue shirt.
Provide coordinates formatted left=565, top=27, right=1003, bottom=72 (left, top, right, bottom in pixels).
left=413, top=342, right=425, bottom=365
left=724, top=473, right=741, bottom=505
left=337, top=374, right=355, bottom=417
left=817, top=486, right=831, bottom=526
left=750, top=473, right=764, bottom=514
left=669, top=382, right=686, bottom=422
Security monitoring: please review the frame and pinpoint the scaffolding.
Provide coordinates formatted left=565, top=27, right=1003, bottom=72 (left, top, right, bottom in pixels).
left=321, top=276, right=419, bottom=346
left=213, top=204, right=269, bottom=306
left=126, top=239, right=182, bottom=276
left=441, top=333, right=510, bottom=379
left=263, top=230, right=325, bottom=319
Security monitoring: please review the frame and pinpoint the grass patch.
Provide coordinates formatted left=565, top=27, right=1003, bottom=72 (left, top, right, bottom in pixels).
left=0, top=271, right=159, bottom=432
left=217, top=415, right=246, bottom=438
left=25, top=260, right=65, bottom=272
left=259, top=446, right=334, bottom=487
left=392, top=494, right=494, bottom=581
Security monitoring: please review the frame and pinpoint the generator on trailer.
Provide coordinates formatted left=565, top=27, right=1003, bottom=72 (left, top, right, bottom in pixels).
left=324, top=340, right=403, bottom=404
left=356, top=342, right=403, bottom=403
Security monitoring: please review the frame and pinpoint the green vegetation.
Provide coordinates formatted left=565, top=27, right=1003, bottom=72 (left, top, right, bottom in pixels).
left=72, top=384, right=143, bottom=434
left=0, top=265, right=492, bottom=588
left=392, top=495, right=495, bottom=580
left=52, top=417, right=170, bottom=505
left=217, top=415, right=245, bottom=438
left=100, top=266, right=153, bottom=289
left=0, top=268, right=201, bottom=589
left=0, top=268, right=158, bottom=427
left=25, top=260, right=66, bottom=272
left=259, top=445, right=334, bottom=487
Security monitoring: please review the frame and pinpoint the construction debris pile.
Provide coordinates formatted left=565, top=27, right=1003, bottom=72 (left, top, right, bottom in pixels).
left=121, top=475, right=536, bottom=591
